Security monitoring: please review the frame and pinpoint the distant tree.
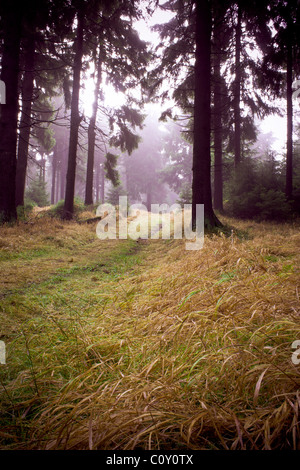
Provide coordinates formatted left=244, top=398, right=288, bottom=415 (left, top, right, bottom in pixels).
left=177, top=181, right=192, bottom=206
left=15, top=0, right=75, bottom=208
left=63, top=1, right=85, bottom=219
left=211, top=1, right=231, bottom=211
left=233, top=3, right=242, bottom=168
left=106, top=184, right=127, bottom=206
left=159, top=120, right=192, bottom=194
left=121, top=109, right=167, bottom=209
left=25, top=174, right=50, bottom=207
left=49, top=100, right=69, bottom=205
left=265, top=0, right=300, bottom=200
left=84, top=45, right=102, bottom=205
left=51, top=143, right=59, bottom=205
left=64, top=0, right=149, bottom=217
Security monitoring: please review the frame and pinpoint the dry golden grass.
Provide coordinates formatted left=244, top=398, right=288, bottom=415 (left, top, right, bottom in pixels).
left=0, top=216, right=116, bottom=289
left=0, top=215, right=300, bottom=450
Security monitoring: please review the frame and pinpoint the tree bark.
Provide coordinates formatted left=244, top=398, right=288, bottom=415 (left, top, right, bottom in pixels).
left=285, top=17, right=293, bottom=200
left=85, top=48, right=102, bottom=205
left=233, top=5, right=242, bottom=168
left=59, top=132, right=68, bottom=201
left=0, top=3, right=22, bottom=222
left=15, top=33, right=36, bottom=207
left=192, top=0, right=221, bottom=229
left=63, top=6, right=84, bottom=219
left=213, top=18, right=223, bottom=212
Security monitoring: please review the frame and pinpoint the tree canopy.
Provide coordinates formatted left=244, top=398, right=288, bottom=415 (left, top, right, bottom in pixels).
left=0, top=0, right=299, bottom=225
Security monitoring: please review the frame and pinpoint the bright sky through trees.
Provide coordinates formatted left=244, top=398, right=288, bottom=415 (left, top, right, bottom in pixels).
left=81, top=5, right=172, bottom=118
left=83, top=2, right=298, bottom=158
left=66, top=1, right=299, bottom=161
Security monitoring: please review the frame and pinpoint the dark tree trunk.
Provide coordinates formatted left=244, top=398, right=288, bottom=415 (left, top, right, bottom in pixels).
left=59, top=133, right=68, bottom=201
left=60, top=153, right=66, bottom=201
left=0, top=4, right=22, bottom=222
left=192, top=0, right=221, bottom=229
left=233, top=5, right=242, bottom=168
left=213, top=21, right=223, bottom=212
left=85, top=49, right=102, bottom=205
left=286, top=18, right=293, bottom=200
left=15, top=33, right=36, bottom=207
left=63, top=6, right=84, bottom=219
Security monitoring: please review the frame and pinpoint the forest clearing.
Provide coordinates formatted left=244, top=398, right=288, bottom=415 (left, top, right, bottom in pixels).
left=0, top=211, right=300, bottom=450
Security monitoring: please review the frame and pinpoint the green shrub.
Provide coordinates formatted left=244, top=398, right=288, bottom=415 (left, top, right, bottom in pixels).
left=225, top=160, right=258, bottom=218
left=17, top=200, right=36, bottom=221
left=229, top=186, right=262, bottom=219
left=225, top=158, right=292, bottom=221
left=255, top=189, right=291, bottom=220
left=49, top=197, right=85, bottom=218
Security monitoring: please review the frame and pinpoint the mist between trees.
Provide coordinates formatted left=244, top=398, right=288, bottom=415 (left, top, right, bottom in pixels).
left=0, top=0, right=299, bottom=226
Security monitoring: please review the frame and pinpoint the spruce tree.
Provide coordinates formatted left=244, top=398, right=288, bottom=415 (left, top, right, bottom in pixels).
left=0, top=2, right=23, bottom=222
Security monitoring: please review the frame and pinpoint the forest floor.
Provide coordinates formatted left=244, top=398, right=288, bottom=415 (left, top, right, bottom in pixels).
left=0, top=211, right=300, bottom=450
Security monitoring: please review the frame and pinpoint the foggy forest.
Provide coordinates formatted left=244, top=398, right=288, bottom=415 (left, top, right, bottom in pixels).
left=0, top=0, right=300, bottom=454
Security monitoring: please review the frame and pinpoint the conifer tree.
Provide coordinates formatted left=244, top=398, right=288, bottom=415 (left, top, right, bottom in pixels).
left=0, top=1, right=23, bottom=222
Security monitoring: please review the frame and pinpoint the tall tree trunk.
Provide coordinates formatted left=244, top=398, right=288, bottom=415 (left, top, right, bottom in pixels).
left=40, top=155, right=46, bottom=183
left=100, top=163, right=105, bottom=202
left=0, top=3, right=22, bottom=222
left=63, top=6, right=84, bottom=219
left=95, top=159, right=100, bottom=202
left=233, top=5, right=242, bottom=168
left=15, top=33, right=36, bottom=207
left=146, top=189, right=151, bottom=212
left=51, top=144, right=58, bottom=204
left=213, top=19, right=223, bottom=212
left=192, top=0, right=221, bottom=229
left=85, top=49, right=102, bottom=205
left=59, top=133, right=68, bottom=201
left=56, top=164, right=60, bottom=204
left=60, top=154, right=66, bottom=201
left=286, top=17, right=293, bottom=200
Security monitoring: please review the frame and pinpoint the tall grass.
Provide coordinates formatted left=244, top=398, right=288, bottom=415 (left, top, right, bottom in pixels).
left=0, top=215, right=299, bottom=449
